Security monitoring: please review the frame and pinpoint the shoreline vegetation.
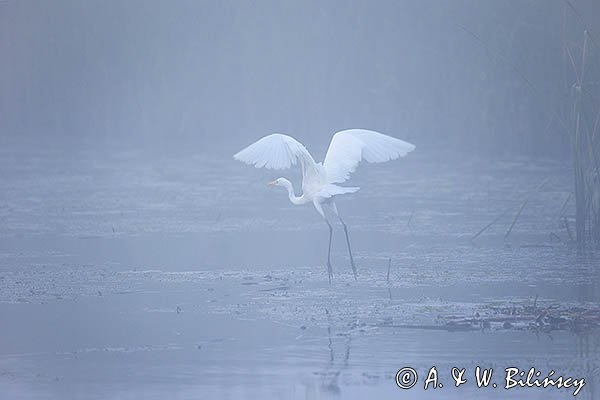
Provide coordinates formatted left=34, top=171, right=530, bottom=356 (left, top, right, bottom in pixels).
left=465, top=3, right=600, bottom=249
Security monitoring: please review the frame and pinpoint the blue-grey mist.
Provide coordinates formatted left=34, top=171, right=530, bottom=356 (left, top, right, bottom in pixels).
left=1, top=1, right=599, bottom=399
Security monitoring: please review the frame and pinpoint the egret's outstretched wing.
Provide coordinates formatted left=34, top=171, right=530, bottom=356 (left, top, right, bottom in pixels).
left=323, top=129, right=415, bottom=183
left=233, top=133, right=316, bottom=170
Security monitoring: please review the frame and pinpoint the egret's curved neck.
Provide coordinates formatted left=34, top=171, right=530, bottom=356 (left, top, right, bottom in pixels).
left=279, top=178, right=305, bottom=205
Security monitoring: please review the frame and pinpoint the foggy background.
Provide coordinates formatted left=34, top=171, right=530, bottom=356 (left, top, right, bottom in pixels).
left=2, top=2, right=600, bottom=399
left=2, top=0, right=599, bottom=157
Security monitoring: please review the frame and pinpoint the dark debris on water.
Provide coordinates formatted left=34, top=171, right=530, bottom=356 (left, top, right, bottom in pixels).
left=379, top=301, right=600, bottom=335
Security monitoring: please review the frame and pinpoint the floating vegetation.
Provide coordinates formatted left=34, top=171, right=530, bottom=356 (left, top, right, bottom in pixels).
left=380, top=298, right=600, bottom=335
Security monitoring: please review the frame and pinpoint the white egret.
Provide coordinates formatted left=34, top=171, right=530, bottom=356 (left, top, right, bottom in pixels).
left=233, top=129, right=415, bottom=283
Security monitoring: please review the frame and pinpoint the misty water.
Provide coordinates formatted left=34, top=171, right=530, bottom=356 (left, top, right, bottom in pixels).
left=0, top=146, right=598, bottom=399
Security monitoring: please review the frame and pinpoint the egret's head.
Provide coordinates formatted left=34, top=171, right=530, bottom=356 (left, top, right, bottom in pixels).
left=268, top=178, right=286, bottom=186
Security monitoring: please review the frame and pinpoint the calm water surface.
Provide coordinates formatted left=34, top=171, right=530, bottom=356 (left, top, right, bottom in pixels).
left=0, top=147, right=598, bottom=399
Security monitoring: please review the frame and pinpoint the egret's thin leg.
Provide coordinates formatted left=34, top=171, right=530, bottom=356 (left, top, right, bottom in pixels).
left=331, top=202, right=357, bottom=280
left=326, top=219, right=333, bottom=284
left=314, top=199, right=334, bottom=283
left=340, top=218, right=357, bottom=280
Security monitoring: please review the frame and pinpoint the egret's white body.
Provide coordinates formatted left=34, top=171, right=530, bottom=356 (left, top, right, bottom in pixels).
left=234, top=129, right=415, bottom=282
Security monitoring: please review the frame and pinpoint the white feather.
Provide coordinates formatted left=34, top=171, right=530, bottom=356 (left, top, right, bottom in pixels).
left=323, top=129, right=415, bottom=184
left=233, top=129, right=414, bottom=203
left=233, top=133, right=316, bottom=170
left=317, top=184, right=360, bottom=199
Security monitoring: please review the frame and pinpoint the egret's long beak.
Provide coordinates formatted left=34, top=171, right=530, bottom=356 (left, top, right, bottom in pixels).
left=268, top=180, right=277, bottom=186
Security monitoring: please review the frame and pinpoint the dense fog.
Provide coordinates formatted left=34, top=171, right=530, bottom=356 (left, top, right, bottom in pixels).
left=3, top=0, right=599, bottom=156
left=1, top=2, right=600, bottom=399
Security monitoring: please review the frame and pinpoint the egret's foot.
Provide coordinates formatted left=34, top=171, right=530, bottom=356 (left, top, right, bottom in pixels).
left=327, top=260, right=333, bottom=284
